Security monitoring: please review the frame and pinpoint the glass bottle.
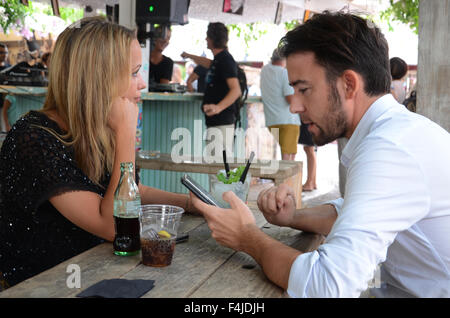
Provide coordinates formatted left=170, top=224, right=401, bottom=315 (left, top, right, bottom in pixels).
left=113, top=162, right=141, bottom=256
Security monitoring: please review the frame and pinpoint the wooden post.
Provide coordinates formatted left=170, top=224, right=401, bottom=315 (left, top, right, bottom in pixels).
left=51, top=0, right=60, bottom=17
left=417, top=0, right=450, bottom=132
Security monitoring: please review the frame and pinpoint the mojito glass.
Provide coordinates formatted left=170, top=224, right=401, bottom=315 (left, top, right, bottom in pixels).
left=209, top=169, right=251, bottom=208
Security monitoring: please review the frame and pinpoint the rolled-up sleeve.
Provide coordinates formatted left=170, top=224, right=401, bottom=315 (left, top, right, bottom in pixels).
left=324, top=198, right=344, bottom=215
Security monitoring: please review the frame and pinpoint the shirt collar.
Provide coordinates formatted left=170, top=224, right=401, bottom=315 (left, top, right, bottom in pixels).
left=214, top=49, right=227, bottom=60
left=340, top=94, right=398, bottom=167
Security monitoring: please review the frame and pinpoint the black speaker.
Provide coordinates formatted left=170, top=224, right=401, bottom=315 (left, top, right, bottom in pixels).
left=106, top=4, right=119, bottom=23
left=135, top=0, right=189, bottom=25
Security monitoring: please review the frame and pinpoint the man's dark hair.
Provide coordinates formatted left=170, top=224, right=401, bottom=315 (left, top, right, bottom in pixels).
left=207, top=22, right=228, bottom=49
left=279, top=11, right=391, bottom=96
left=390, top=57, right=408, bottom=80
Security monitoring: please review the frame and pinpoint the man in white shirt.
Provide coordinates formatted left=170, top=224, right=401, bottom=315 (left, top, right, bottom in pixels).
left=260, top=49, right=300, bottom=161
left=190, top=12, right=450, bottom=297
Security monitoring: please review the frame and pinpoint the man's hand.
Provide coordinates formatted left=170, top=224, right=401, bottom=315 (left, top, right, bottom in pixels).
left=180, top=51, right=190, bottom=59
left=257, top=184, right=296, bottom=227
left=190, top=191, right=256, bottom=251
left=203, top=104, right=221, bottom=117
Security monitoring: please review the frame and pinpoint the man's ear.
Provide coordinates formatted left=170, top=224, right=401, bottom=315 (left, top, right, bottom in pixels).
left=341, top=70, right=360, bottom=99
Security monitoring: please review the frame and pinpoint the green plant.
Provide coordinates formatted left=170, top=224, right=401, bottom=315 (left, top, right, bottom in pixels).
left=217, top=166, right=246, bottom=184
left=0, top=0, right=84, bottom=34
left=0, top=0, right=30, bottom=33
left=59, top=6, right=84, bottom=24
left=284, top=20, right=300, bottom=31
left=380, top=0, right=419, bottom=34
left=27, top=0, right=84, bottom=24
left=227, top=22, right=268, bottom=49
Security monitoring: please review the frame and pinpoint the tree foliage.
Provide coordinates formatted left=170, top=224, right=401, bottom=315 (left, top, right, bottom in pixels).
left=227, top=22, right=268, bottom=49
left=284, top=20, right=300, bottom=31
left=27, top=0, right=84, bottom=24
left=0, top=0, right=84, bottom=34
left=0, top=0, right=30, bottom=33
left=380, top=0, right=419, bottom=34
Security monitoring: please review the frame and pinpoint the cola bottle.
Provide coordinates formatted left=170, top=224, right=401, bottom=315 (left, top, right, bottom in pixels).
left=113, top=162, right=141, bottom=256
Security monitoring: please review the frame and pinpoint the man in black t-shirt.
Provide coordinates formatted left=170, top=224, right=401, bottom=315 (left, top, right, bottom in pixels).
left=186, top=64, right=208, bottom=93
left=149, top=26, right=174, bottom=86
left=181, top=22, right=241, bottom=157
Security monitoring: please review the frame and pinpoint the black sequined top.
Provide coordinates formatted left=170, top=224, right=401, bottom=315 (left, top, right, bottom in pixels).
left=0, top=111, right=110, bottom=287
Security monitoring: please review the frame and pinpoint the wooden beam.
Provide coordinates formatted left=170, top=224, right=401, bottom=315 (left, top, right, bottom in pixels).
left=51, top=0, right=60, bottom=17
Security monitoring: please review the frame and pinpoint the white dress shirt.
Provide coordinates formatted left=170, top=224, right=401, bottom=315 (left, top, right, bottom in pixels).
left=287, top=94, right=450, bottom=297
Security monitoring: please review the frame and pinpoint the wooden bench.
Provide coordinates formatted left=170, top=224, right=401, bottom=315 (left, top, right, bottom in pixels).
left=136, top=153, right=303, bottom=208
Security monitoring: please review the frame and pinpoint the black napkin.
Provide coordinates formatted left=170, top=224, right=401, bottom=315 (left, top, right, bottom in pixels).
left=76, top=279, right=155, bottom=298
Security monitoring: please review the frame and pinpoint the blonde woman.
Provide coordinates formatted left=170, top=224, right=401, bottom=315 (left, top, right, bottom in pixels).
left=0, top=17, right=198, bottom=289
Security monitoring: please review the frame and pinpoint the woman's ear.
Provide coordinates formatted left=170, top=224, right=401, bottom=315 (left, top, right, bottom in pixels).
left=341, top=70, right=360, bottom=99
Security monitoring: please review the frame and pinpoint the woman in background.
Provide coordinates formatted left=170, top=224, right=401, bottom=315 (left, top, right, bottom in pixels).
left=390, top=57, right=408, bottom=103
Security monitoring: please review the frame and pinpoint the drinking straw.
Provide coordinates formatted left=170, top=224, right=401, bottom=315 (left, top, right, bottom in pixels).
left=239, top=151, right=255, bottom=183
left=223, top=150, right=230, bottom=178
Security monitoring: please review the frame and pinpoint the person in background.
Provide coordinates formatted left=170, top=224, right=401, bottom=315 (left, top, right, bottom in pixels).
left=186, top=64, right=208, bottom=93
left=190, top=11, right=450, bottom=298
left=184, top=62, right=195, bottom=86
left=149, top=25, right=173, bottom=85
left=0, top=43, right=10, bottom=70
left=0, top=17, right=199, bottom=290
left=2, top=94, right=17, bottom=132
left=390, top=57, right=408, bottom=103
left=298, top=120, right=317, bottom=191
left=0, top=43, right=11, bottom=132
left=171, top=63, right=183, bottom=84
left=181, top=22, right=241, bottom=157
left=39, top=52, right=51, bottom=69
left=260, top=48, right=300, bottom=161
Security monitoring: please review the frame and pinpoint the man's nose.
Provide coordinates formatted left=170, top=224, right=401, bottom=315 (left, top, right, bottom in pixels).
left=290, top=96, right=305, bottom=114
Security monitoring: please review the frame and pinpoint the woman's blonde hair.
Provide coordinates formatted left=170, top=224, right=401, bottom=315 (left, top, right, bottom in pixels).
left=41, top=16, right=136, bottom=185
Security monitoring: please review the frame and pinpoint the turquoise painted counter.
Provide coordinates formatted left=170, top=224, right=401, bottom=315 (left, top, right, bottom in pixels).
left=0, top=86, right=262, bottom=194
left=0, top=86, right=47, bottom=126
left=139, top=92, right=261, bottom=193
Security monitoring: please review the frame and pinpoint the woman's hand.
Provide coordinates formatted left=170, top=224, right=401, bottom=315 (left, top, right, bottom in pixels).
left=186, top=194, right=202, bottom=215
left=108, top=96, right=139, bottom=135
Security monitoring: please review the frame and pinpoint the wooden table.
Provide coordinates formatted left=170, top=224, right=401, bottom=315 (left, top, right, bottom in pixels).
left=0, top=203, right=323, bottom=298
left=137, top=153, right=303, bottom=209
